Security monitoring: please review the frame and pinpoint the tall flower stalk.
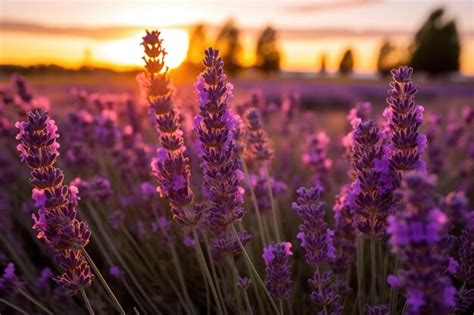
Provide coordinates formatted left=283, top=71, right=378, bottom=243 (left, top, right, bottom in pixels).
left=16, top=109, right=124, bottom=314
left=292, top=186, right=341, bottom=315
left=140, top=30, right=201, bottom=227
left=387, top=172, right=456, bottom=314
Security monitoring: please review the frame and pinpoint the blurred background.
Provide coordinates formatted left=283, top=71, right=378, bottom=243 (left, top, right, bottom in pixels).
left=0, top=0, right=473, bottom=109
left=1, top=0, right=473, bottom=74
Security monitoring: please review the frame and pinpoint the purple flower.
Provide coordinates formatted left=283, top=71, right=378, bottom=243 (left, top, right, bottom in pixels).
left=0, top=263, right=20, bottom=295
left=249, top=168, right=287, bottom=213
left=332, top=184, right=357, bottom=276
left=263, top=242, right=293, bottom=301
left=384, top=66, right=426, bottom=182
left=16, top=109, right=93, bottom=295
left=302, top=132, right=332, bottom=186
left=292, top=186, right=341, bottom=313
left=109, top=265, right=124, bottom=278
left=244, top=108, right=273, bottom=162
left=387, top=171, right=456, bottom=315
left=236, top=276, right=252, bottom=290
left=37, top=267, right=53, bottom=295
left=292, top=186, right=335, bottom=266
left=140, top=30, right=199, bottom=227
left=350, top=120, right=395, bottom=238
left=195, top=48, right=245, bottom=233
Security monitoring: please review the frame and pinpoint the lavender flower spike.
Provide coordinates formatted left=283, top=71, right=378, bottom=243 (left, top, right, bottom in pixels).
left=244, top=108, right=273, bottom=162
left=263, top=242, right=293, bottom=301
left=195, top=47, right=245, bottom=232
left=292, top=186, right=342, bottom=314
left=387, top=171, right=456, bottom=315
left=16, top=109, right=93, bottom=295
left=140, top=30, right=200, bottom=226
left=384, top=66, right=426, bottom=183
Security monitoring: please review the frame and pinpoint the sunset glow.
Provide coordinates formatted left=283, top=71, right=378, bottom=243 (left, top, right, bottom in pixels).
left=95, top=30, right=189, bottom=69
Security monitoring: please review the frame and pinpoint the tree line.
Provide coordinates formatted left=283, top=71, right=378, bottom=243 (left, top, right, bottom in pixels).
left=186, top=8, right=460, bottom=77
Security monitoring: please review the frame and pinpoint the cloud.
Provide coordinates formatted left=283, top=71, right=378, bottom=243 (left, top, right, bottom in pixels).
left=283, top=0, right=382, bottom=14
left=0, top=20, right=146, bottom=40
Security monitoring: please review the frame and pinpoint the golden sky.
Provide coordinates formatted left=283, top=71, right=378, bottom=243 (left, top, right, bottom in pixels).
left=1, top=0, right=473, bottom=74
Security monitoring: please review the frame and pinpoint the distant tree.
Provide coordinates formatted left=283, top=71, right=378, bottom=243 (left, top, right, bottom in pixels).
left=255, top=26, right=280, bottom=73
left=186, top=24, right=208, bottom=65
left=410, top=8, right=460, bottom=76
left=338, top=49, right=354, bottom=76
left=319, top=53, right=327, bottom=74
left=377, top=40, right=401, bottom=76
left=216, top=19, right=242, bottom=75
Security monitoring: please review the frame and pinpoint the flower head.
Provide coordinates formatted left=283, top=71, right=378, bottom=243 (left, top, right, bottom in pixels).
left=263, top=242, right=293, bottom=300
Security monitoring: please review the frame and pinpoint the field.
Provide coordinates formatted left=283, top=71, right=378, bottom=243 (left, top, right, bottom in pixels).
left=0, top=42, right=473, bottom=315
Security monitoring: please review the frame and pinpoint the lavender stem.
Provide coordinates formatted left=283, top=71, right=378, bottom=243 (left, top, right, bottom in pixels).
left=80, top=289, right=95, bottom=315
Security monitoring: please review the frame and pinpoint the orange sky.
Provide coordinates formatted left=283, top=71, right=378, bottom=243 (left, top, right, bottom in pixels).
left=1, top=0, right=473, bottom=74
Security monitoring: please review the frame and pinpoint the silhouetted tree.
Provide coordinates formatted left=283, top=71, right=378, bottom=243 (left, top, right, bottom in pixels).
left=216, top=20, right=242, bottom=75
left=255, top=26, right=280, bottom=73
left=377, top=40, right=401, bottom=76
left=410, top=8, right=460, bottom=76
left=186, top=24, right=208, bottom=65
left=319, top=53, right=327, bottom=74
left=338, top=49, right=354, bottom=76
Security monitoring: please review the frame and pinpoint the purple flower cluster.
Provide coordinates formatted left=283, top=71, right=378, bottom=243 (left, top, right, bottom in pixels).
left=249, top=169, right=287, bottom=213
left=262, top=242, right=293, bottom=301
left=0, top=262, right=20, bottom=296
left=383, top=66, right=426, bottom=182
left=332, top=184, right=357, bottom=276
left=16, top=109, right=93, bottom=295
left=140, top=30, right=200, bottom=226
left=350, top=120, right=394, bottom=238
left=387, top=172, right=456, bottom=315
left=244, top=107, right=274, bottom=162
left=302, top=132, right=332, bottom=186
left=194, top=48, right=245, bottom=233
left=292, top=186, right=341, bottom=313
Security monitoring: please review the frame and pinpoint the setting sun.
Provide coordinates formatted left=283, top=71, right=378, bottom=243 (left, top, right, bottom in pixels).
left=95, top=29, right=189, bottom=69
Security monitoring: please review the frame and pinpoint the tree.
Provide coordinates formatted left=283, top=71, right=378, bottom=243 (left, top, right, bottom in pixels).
left=338, top=49, right=354, bottom=76
left=255, top=26, right=280, bottom=73
left=410, top=8, right=460, bottom=76
left=319, top=53, right=327, bottom=75
left=216, top=19, right=242, bottom=75
left=186, top=24, right=208, bottom=66
left=377, top=40, right=401, bottom=76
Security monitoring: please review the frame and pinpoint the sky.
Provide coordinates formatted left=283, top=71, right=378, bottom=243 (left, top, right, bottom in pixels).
left=1, top=0, right=473, bottom=74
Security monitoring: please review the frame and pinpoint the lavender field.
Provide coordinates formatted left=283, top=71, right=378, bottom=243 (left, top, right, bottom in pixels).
left=0, top=30, right=473, bottom=315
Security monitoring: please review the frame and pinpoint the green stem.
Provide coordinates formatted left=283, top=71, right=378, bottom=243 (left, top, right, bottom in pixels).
left=82, top=249, right=126, bottom=315
left=192, top=228, right=225, bottom=315
left=227, top=255, right=243, bottom=314
left=170, top=244, right=196, bottom=314
left=231, top=225, right=281, bottom=315
left=242, top=159, right=269, bottom=247
left=243, top=289, right=253, bottom=315
left=18, top=288, right=53, bottom=315
left=203, top=233, right=227, bottom=314
left=81, top=289, right=95, bottom=315
left=0, top=298, right=29, bottom=315
left=316, top=267, right=328, bottom=315
left=389, top=257, right=401, bottom=314
left=371, top=237, right=376, bottom=305
left=356, top=236, right=364, bottom=314
left=264, top=164, right=281, bottom=241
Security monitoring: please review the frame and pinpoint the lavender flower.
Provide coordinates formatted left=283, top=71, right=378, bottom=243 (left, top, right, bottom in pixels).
left=37, top=267, right=53, bottom=295
left=249, top=169, right=287, bottom=213
left=194, top=47, right=245, bottom=232
left=383, top=66, right=426, bottom=182
left=292, top=186, right=341, bottom=313
left=109, top=266, right=124, bottom=279
left=236, top=276, right=252, bottom=290
left=332, top=184, right=357, bottom=276
left=140, top=30, right=200, bottom=226
left=16, top=109, right=93, bottom=295
left=387, top=172, right=456, bottom=315
left=0, top=263, right=20, bottom=295
left=350, top=120, right=394, bottom=238
left=244, top=107, right=273, bottom=162
left=263, top=242, right=293, bottom=301
left=292, top=186, right=335, bottom=266
left=302, top=132, right=332, bottom=186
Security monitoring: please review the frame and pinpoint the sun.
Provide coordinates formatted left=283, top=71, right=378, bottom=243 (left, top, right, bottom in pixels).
left=96, top=29, right=189, bottom=69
